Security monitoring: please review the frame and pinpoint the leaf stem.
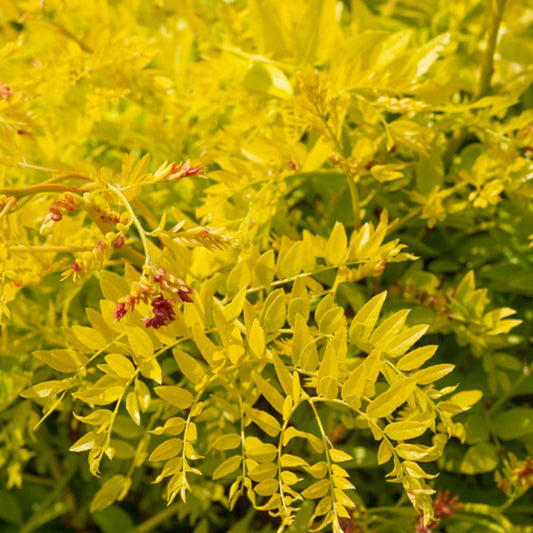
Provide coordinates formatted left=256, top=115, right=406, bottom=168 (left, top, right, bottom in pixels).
left=478, top=0, right=507, bottom=99
left=0, top=183, right=83, bottom=199
left=109, top=184, right=153, bottom=268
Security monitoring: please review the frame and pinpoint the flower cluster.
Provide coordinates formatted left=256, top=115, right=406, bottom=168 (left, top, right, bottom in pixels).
left=497, top=455, right=533, bottom=495
left=338, top=509, right=367, bottom=533
left=153, top=268, right=194, bottom=303
left=414, top=490, right=463, bottom=532
left=62, top=231, right=126, bottom=282
left=172, top=227, right=236, bottom=251
left=0, top=82, right=13, bottom=100
left=40, top=193, right=82, bottom=234
left=114, top=268, right=194, bottom=328
left=143, top=294, right=175, bottom=329
left=153, top=160, right=202, bottom=182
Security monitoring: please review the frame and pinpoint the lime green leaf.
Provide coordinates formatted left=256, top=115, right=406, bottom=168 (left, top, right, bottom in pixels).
left=493, top=408, right=533, bottom=440
left=349, top=291, right=387, bottom=345
left=377, top=440, right=393, bottom=464
left=90, top=475, right=131, bottom=512
left=125, top=391, right=141, bottom=425
left=105, top=354, right=135, bottom=378
left=244, top=437, right=278, bottom=462
left=384, top=324, right=429, bottom=358
left=366, top=378, right=416, bottom=419
left=126, top=325, right=153, bottom=360
left=149, top=438, right=183, bottom=462
left=249, top=462, right=277, bottom=482
left=34, top=349, right=87, bottom=373
left=384, top=419, right=431, bottom=441
left=397, top=345, right=438, bottom=371
left=412, top=364, right=454, bottom=385
left=261, top=289, right=286, bottom=331
left=253, top=371, right=285, bottom=414
left=325, top=222, right=348, bottom=265
left=213, top=455, right=242, bottom=480
left=317, top=340, right=338, bottom=400
left=173, top=349, right=206, bottom=385
left=243, top=63, right=292, bottom=99
left=460, top=443, right=499, bottom=474
left=243, top=405, right=281, bottom=437
left=329, top=449, right=353, bottom=463
left=212, top=434, right=241, bottom=451
left=248, top=319, right=266, bottom=358
left=301, top=479, right=330, bottom=499
left=154, top=386, right=194, bottom=409
left=341, top=363, right=366, bottom=405
left=449, top=390, right=482, bottom=409
left=254, top=478, right=279, bottom=496
left=71, top=325, right=106, bottom=352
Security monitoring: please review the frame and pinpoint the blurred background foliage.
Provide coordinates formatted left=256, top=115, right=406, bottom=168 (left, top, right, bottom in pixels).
left=1, top=0, right=533, bottom=531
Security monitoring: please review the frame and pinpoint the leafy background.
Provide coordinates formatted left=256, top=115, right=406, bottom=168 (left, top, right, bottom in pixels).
left=1, top=0, right=533, bottom=532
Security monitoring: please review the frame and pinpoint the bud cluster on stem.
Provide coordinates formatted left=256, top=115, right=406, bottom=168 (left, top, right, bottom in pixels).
left=114, top=267, right=194, bottom=328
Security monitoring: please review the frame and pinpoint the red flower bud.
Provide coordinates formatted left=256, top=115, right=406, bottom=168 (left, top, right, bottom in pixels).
left=113, top=235, right=125, bottom=248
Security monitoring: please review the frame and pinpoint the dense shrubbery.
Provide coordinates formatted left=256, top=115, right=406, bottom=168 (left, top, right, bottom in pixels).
left=1, top=0, right=533, bottom=531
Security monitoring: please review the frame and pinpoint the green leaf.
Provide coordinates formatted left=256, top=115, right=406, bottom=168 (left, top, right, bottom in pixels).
left=493, top=408, right=533, bottom=440
left=154, top=386, right=194, bottom=409
left=254, top=478, right=279, bottom=496
left=460, top=443, right=499, bottom=474
left=212, top=433, right=242, bottom=451
left=105, top=354, right=135, bottom=378
left=125, top=325, right=154, bottom=360
left=0, top=490, right=22, bottom=526
left=301, top=479, right=330, bottom=499
left=72, top=325, right=106, bottom=352
left=149, top=438, right=183, bottom=462
left=325, top=222, right=348, bottom=265
left=412, top=364, right=454, bottom=385
left=34, top=349, right=87, bottom=373
left=384, top=419, right=431, bottom=441
left=317, top=340, right=338, bottom=399
left=397, top=345, right=438, bottom=371
left=173, top=349, right=206, bottom=385
left=126, top=391, right=141, bottom=425
left=248, top=319, right=265, bottom=358
left=243, top=63, right=292, bottom=99
left=349, top=291, right=387, bottom=345
left=92, top=505, right=136, bottom=533
left=213, top=455, right=242, bottom=480
left=243, top=405, right=281, bottom=437
left=90, top=475, right=131, bottom=512
left=253, top=371, right=285, bottom=414
left=384, top=324, right=429, bottom=358
left=366, top=378, right=416, bottom=419
left=261, top=289, right=286, bottom=331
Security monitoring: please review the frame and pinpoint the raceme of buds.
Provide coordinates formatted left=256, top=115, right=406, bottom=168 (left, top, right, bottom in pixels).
left=414, top=490, right=462, bottom=532
left=83, top=193, right=127, bottom=225
left=62, top=233, right=125, bottom=282
left=153, top=268, right=194, bottom=302
left=113, top=269, right=194, bottom=328
left=153, top=160, right=202, bottom=182
left=114, top=280, right=154, bottom=319
left=40, top=193, right=82, bottom=234
left=143, top=294, right=175, bottom=329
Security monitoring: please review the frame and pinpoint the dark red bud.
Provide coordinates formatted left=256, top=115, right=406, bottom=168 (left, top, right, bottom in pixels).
left=113, top=235, right=125, bottom=248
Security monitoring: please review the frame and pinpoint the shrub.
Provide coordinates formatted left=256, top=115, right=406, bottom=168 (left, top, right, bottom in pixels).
left=1, top=1, right=532, bottom=532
